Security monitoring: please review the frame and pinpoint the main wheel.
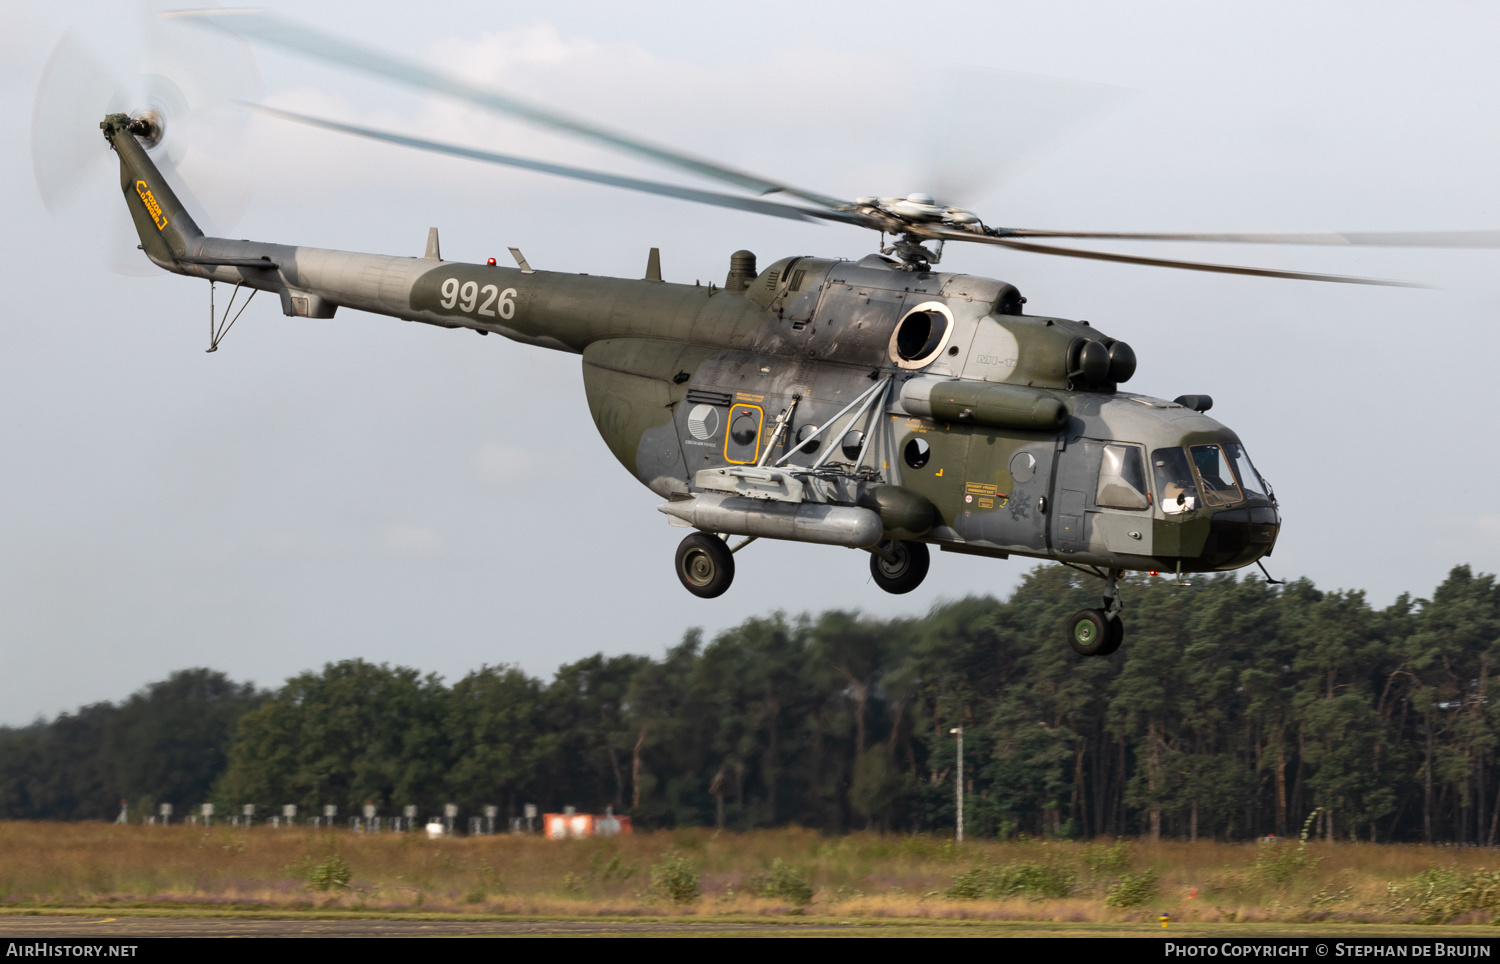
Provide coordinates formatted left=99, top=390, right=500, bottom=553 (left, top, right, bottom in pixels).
left=675, top=532, right=735, bottom=598
left=869, top=540, right=930, bottom=594
left=1098, top=615, right=1125, bottom=656
left=1068, top=609, right=1112, bottom=656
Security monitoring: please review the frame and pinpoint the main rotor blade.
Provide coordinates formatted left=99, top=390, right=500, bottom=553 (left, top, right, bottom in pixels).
left=168, top=9, right=851, bottom=211
left=989, top=228, right=1500, bottom=248
left=932, top=229, right=1423, bottom=287
left=252, top=106, right=868, bottom=226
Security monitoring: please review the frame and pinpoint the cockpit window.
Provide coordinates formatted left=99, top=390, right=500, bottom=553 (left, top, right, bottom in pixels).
left=1190, top=444, right=1243, bottom=506
left=1152, top=448, right=1200, bottom=515
left=1223, top=443, right=1269, bottom=500
left=1096, top=444, right=1149, bottom=510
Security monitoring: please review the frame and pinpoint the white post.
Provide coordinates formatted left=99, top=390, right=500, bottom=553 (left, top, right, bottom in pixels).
left=950, top=726, right=964, bottom=843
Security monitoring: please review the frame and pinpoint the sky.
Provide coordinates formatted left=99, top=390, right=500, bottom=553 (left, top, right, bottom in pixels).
left=1, top=0, right=1498, bottom=724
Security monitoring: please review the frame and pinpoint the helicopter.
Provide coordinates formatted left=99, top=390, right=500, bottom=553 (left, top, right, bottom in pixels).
left=79, top=10, right=1500, bottom=658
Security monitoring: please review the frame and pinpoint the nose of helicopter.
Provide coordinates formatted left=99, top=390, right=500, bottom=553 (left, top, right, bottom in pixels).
left=1200, top=505, right=1281, bottom=569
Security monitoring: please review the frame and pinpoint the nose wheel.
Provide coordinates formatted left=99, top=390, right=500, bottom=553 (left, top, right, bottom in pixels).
left=1068, top=609, right=1124, bottom=656
left=1067, top=568, right=1126, bottom=656
left=675, top=532, right=735, bottom=598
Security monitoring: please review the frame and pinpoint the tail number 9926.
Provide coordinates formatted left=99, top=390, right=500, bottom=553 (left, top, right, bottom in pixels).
left=439, top=278, right=516, bottom=319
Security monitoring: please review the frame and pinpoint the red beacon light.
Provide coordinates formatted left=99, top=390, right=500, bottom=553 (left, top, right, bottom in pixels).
left=487, top=257, right=497, bottom=266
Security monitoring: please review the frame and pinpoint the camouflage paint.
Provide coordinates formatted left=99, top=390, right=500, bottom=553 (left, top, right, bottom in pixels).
left=101, top=114, right=1279, bottom=576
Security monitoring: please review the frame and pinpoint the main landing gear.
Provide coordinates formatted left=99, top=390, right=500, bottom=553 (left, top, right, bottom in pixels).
left=1068, top=568, right=1126, bottom=657
left=869, top=539, right=930, bottom=594
left=672, top=533, right=932, bottom=598
left=675, top=532, right=735, bottom=598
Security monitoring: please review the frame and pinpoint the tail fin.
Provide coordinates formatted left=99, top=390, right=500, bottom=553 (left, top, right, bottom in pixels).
left=99, top=113, right=203, bottom=266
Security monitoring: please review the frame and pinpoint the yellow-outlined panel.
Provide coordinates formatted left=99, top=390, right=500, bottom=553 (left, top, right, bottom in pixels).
left=723, top=403, right=764, bottom=465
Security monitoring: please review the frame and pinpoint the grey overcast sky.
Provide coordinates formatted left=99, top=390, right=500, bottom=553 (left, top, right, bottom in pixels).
left=2, top=0, right=1498, bottom=724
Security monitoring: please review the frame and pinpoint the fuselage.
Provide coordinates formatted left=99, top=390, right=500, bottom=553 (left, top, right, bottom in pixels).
left=104, top=113, right=1280, bottom=575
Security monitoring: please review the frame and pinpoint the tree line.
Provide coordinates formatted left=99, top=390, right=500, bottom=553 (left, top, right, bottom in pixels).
left=1, top=564, right=1498, bottom=842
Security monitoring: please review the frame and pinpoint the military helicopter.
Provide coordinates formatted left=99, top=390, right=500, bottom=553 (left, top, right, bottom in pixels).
left=76, top=10, right=1500, bottom=657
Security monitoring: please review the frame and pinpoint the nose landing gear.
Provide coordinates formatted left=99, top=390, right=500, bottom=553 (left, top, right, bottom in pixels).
left=1067, top=568, right=1126, bottom=656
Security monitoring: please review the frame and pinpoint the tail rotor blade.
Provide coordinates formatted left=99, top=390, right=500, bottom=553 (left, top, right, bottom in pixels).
left=31, top=31, right=124, bottom=213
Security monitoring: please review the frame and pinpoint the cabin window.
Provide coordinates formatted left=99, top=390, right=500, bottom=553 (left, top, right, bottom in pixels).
left=723, top=404, right=764, bottom=464
left=904, top=436, right=931, bottom=469
left=1152, top=448, right=1199, bottom=515
left=1096, top=444, right=1149, bottom=510
left=1189, top=444, right=1243, bottom=506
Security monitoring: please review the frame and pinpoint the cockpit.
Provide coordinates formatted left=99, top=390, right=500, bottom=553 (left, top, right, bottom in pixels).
left=1152, top=442, right=1273, bottom=515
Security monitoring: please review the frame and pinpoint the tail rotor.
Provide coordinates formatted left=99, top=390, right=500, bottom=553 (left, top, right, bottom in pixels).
left=30, top=17, right=261, bottom=275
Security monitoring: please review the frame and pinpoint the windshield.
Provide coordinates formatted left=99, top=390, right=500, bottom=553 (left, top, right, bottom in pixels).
left=1190, top=444, right=1243, bottom=506
left=1223, top=442, right=1270, bottom=500
left=1152, top=447, right=1199, bottom=514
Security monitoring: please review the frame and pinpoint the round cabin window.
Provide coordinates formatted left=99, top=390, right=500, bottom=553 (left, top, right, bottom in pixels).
left=888, top=301, right=955, bottom=370
left=841, top=431, right=864, bottom=461
left=795, top=423, right=820, bottom=454
left=904, top=436, right=931, bottom=469
left=730, top=410, right=760, bottom=446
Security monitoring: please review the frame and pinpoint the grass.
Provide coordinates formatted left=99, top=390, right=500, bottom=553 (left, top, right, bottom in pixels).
left=2, top=822, right=1500, bottom=928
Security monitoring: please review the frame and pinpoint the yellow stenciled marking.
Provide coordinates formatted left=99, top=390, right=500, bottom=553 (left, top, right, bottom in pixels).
left=964, top=482, right=1000, bottom=498
left=134, top=180, right=168, bottom=231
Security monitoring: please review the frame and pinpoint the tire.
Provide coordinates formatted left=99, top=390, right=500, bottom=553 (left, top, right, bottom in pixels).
left=1068, top=609, right=1111, bottom=656
left=675, top=532, right=735, bottom=598
left=1098, top=615, right=1125, bottom=656
left=869, top=540, right=931, bottom=594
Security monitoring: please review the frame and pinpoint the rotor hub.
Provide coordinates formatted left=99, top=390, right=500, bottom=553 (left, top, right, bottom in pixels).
left=126, top=109, right=165, bottom=150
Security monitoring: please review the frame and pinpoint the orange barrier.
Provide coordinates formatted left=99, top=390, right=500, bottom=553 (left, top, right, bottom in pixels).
left=543, top=812, right=633, bottom=839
